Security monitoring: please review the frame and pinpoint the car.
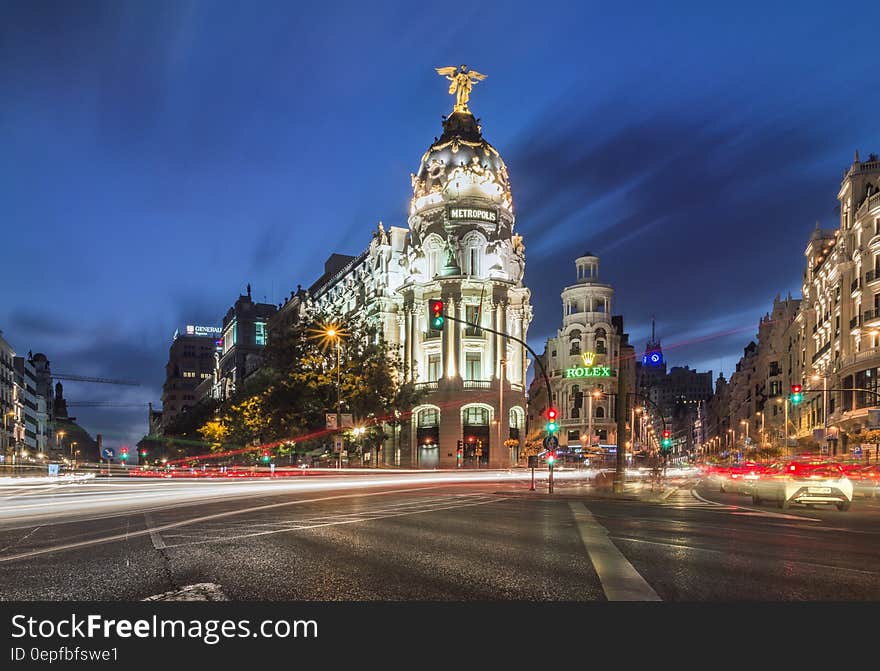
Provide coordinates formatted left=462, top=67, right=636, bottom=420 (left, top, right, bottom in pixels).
left=751, top=459, right=853, bottom=510
left=722, top=462, right=766, bottom=495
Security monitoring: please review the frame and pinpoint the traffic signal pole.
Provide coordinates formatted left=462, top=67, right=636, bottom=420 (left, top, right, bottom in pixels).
left=613, top=360, right=628, bottom=493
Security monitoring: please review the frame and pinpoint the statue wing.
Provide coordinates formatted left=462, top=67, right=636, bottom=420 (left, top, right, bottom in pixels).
left=469, top=70, right=488, bottom=81
left=435, top=66, right=458, bottom=77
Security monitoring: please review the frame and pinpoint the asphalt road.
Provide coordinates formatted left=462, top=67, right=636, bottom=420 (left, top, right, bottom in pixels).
left=1, top=472, right=879, bottom=601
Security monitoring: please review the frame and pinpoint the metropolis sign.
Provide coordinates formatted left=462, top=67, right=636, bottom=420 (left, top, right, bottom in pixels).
left=448, top=207, right=497, bottom=223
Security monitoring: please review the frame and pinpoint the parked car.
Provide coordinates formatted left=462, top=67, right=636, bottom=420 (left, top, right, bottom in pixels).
left=751, top=460, right=853, bottom=510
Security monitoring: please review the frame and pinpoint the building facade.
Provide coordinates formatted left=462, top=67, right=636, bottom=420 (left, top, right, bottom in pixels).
left=708, top=151, right=880, bottom=457
left=272, top=100, right=532, bottom=468
left=161, top=329, right=221, bottom=426
left=529, top=253, right=629, bottom=452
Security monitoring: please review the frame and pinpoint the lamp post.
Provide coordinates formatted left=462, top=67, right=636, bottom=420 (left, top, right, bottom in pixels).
left=740, top=419, right=749, bottom=443
left=322, top=324, right=346, bottom=468
left=70, top=441, right=77, bottom=469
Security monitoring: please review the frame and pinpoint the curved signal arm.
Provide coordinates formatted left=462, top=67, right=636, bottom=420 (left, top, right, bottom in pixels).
left=441, top=311, right=553, bottom=408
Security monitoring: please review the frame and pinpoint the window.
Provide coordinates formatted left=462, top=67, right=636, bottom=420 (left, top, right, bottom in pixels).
left=200, top=373, right=211, bottom=379
left=465, top=353, right=481, bottom=381
left=182, top=371, right=196, bottom=378
left=255, top=321, right=267, bottom=346
left=595, top=406, right=605, bottom=418
left=568, top=430, right=580, bottom=441
left=596, top=339, right=606, bottom=354
left=427, top=354, right=441, bottom=382
left=468, top=247, right=481, bottom=277
left=463, top=407, right=489, bottom=425
left=418, top=408, right=439, bottom=427
left=570, top=340, right=580, bottom=355
left=465, top=305, right=482, bottom=336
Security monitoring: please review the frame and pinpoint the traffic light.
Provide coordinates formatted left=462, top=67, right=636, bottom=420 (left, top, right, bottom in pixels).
left=661, top=430, right=672, bottom=451
left=138, top=448, right=147, bottom=458
left=546, top=407, right=558, bottom=434
left=429, top=299, right=445, bottom=329
left=120, top=447, right=129, bottom=461
left=546, top=451, right=557, bottom=465
left=790, top=384, right=803, bottom=405
left=260, top=449, right=271, bottom=464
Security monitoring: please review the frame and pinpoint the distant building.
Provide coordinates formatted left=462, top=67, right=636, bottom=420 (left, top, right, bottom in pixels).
left=635, top=323, right=713, bottom=458
left=529, top=253, right=635, bottom=454
left=13, top=356, right=50, bottom=456
left=161, top=328, right=220, bottom=426
left=213, top=285, right=277, bottom=402
left=0, top=330, right=23, bottom=464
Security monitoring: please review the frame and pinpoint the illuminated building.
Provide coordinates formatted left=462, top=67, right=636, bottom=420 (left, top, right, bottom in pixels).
left=205, top=284, right=276, bottom=403
left=274, top=79, right=531, bottom=468
left=161, top=327, right=220, bottom=426
left=528, top=253, right=633, bottom=452
left=710, top=151, right=880, bottom=456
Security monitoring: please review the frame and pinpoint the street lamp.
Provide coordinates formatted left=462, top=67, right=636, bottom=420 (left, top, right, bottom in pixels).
left=352, top=426, right=366, bottom=466
left=70, top=441, right=78, bottom=469
left=740, top=419, right=749, bottom=443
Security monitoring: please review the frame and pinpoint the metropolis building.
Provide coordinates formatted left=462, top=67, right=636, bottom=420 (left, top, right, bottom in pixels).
left=273, top=72, right=532, bottom=468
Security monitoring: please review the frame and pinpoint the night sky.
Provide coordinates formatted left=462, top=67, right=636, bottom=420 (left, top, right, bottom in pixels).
left=2, top=1, right=878, bottom=447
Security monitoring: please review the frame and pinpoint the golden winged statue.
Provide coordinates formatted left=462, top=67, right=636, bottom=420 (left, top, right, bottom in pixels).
left=435, top=64, right=487, bottom=113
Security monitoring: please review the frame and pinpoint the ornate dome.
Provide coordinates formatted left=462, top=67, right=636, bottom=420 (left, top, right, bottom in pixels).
left=410, top=111, right=513, bottom=215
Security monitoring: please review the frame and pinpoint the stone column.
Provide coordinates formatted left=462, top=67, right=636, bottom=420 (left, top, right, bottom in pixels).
left=454, top=297, right=464, bottom=379
left=486, top=300, right=495, bottom=381
left=444, top=296, right=455, bottom=379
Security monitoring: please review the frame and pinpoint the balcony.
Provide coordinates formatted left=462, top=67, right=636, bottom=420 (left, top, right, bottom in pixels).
left=811, top=341, right=831, bottom=363
left=463, top=380, right=491, bottom=390
left=415, top=381, right=438, bottom=392
left=864, top=309, right=880, bottom=326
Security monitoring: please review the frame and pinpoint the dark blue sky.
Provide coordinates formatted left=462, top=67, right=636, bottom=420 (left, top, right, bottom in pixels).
left=2, top=1, right=878, bottom=446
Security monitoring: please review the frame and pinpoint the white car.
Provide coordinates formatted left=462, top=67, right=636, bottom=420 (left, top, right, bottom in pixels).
left=751, top=460, right=853, bottom=511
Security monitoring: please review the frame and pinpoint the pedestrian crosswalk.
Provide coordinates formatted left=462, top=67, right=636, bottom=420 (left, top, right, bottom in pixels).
left=663, top=488, right=737, bottom=511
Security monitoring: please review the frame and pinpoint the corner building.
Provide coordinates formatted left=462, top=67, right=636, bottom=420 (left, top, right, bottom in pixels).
left=275, top=104, right=532, bottom=468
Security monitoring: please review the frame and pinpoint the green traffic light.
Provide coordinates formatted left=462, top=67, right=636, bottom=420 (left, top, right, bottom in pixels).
left=547, top=421, right=558, bottom=433
left=432, top=316, right=444, bottom=328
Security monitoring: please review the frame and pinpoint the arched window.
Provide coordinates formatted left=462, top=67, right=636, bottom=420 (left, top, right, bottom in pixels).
left=463, top=406, right=489, bottom=425
left=462, top=231, right=486, bottom=278
left=596, top=339, right=606, bottom=354
left=595, top=406, right=605, bottom=418
left=424, top=235, right=444, bottom=279
left=570, top=330, right=581, bottom=355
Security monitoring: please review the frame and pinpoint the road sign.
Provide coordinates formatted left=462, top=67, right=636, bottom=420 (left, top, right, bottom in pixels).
left=340, top=414, right=354, bottom=428
left=543, top=435, right=559, bottom=450
left=528, top=455, right=539, bottom=468
left=333, top=438, right=343, bottom=453
left=854, top=445, right=863, bottom=457
left=47, top=463, right=59, bottom=476
left=101, top=448, right=115, bottom=460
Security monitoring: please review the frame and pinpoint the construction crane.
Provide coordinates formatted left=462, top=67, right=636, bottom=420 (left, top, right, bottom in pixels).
left=53, top=373, right=140, bottom=386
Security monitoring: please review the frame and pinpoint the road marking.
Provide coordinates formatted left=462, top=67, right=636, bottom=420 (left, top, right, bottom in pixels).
left=143, top=583, right=227, bottom=601
left=143, top=512, right=166, bottom=550
left=161, top=496, right=506, bottom=549
left=568, top=502, right=661, bottom=602
left=690, top=489, right=820, bottom=521
left=610, top=535, right=880, bottom=576
left=0, top=485, right=472, bottom=564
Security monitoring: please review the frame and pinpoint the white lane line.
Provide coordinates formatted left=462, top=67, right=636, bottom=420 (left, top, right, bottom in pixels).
left=0, top=484, right=457, bottom=564
left=143, top=512, right=166, bottom=550
left=0, top=525, right=42, bottom=554
left=161, top=497, right=508, bottom=549
left=610, top=535, right=880, bottom=577
left=568, top=502, right=661, bottom=602
left=690, top=489, right=820, bottom=521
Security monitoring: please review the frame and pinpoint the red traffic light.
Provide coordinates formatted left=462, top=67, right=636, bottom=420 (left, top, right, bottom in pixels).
left=662, top=430, right=671, bottom=439
left=430, top=299, right=444, bottom=315
left=791, top=384, right=802, bottom=394
left=547, top=407, right=558, bottom=420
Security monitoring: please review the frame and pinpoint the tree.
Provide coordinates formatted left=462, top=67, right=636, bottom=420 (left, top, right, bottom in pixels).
left=195, top=314, right=424, bottom=462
